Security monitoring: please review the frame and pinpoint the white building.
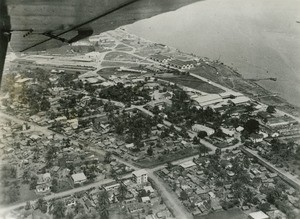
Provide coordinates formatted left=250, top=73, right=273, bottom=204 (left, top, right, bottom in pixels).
left=36, top=184, right=51, bottom=194
left=179, top=161, right=196, bottom=169
left=132, top=169, right=148, bottom=184
left=229, top=96, right=251, bottom=105
left=221, top=127, right=235, bottom=137
left=71, top=172, right=87, bottom=185
left=192, top=124, right=215, bottom=136
left=248, top=211, right=269, bottom=219
left=193, top=94, right=223, bottom=108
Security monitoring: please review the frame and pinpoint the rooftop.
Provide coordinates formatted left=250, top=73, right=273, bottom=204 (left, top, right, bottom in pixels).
left=179, top=160, right=196, bottom=169
left=230, top=96, right=250, bottom=104
left=249, top=211, right=269, bottom=219
left=71, top=172, right=87, bottom=182
left=193, top=94, right=223, bottom=106
left=132, top=169, right=148, bottom=177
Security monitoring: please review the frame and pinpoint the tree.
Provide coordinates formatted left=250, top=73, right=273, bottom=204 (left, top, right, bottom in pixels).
left=266, top=105, right=276, bottom=114
left=52, top=200, right=66, bottom=219
left=74, top=202, right=84, bottom=214
left=197, top=131, right=207, bottom=139
left=198, top=144, right=209, bottom=157
left=193, top=136, right=200, bottom=145
left=36, top=198, right=47, bottom=213
left=153, top=105, right=160, bottom=115
left=25, top=201, right=31, bottom=210
left=243, top=156, right=251, bottom=169
left=40, top=97, right=51, bottom=111
left=166, top=161, right=173, bottom=170
left=258, top=203, right=271, bottom=212
left=51, top=178, right=59, bottom=192
left=97, top=190, right=110, bottom=219
left=22, top=170, right=30, bottom=183
left=215, top=148, right=222, bottom=157
left=243, top=119, right=260, bottom=134
left=45, top=146, right=58, bottom=164
left=66, top=212, right=75, bottom=219
left=104, top=151, right=112, bottom=163
left=215, top=179, right=223, bottom=187
left=180, top=190, right=188, bottom=200
left=118, top=183, right=128, bottom=202
left=147, top=147, right=153, bottom=156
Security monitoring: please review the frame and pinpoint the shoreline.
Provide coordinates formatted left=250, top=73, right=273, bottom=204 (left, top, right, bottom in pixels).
left=120, top=28, right=300, bottom=117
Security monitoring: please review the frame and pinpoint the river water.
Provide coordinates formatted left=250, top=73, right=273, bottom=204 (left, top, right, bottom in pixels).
left=125, top=0, right=300, bottom=107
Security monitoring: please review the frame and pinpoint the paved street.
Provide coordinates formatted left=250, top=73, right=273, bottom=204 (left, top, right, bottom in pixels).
left=148, top=171, right=193, bottom=219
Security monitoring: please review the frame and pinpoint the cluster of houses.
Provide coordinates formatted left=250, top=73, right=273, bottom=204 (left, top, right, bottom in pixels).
left=157, top=159, right=223, bottom=216
left=0, top=117, right=134, bottom=199
left=256, top=111, right=300, bottom=138
left=16, top=169, right=173, bottom=219
left=156, top=149, right=299, bottom=218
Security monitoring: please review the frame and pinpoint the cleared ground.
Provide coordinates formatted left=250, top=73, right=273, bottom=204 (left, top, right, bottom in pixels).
left=158, top=74, right=224, bottom=94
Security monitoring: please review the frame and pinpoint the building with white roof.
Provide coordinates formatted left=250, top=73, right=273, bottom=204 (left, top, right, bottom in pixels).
left=219, top=91, right=243, bottom=99
left=192, top=124, right=215, bottom=136
left=192, top=94, right=223, bottom=107
left=144, top=185, right=154, bottom=193
left=221, top=127, right=235, bottom=137
left=179, top=160, right=196, bottom=169
left=71, top=172, right=87, bottom=185
left=229, top=96, right=251, bottom=105
left=132, top=169, right=148, bottom=184
left=141, top=196, right=151, bottom=203
left=248, top=211, right=269, bottom=219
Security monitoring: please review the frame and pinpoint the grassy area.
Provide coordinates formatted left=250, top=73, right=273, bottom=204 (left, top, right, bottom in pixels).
left=101, top=61, right=140, bottom=68
left=19, top=184, right=38, bottom=202
left=57, top=179, right=73, bottom=192
left=115, top=44, right=133, bottom=52
left=158, top=74, right=224, bottom=94
left=97, top=67, right=140, bottom=79
left=104, top=51, right=145, bottom=62
left=135, top=146, right=210, bottom=168
left=195, top=208, right=248, bottom=219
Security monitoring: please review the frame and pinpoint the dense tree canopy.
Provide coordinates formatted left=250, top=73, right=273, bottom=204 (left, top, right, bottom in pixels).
left=99, top=82, right=151, bottom=105
left=243, top=119, right=259, bottom=134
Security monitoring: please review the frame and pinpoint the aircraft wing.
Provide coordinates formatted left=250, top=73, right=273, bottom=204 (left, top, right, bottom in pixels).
left=5, top=0, right=200, bottom=52
left=0, top=0, right=200, bottom=83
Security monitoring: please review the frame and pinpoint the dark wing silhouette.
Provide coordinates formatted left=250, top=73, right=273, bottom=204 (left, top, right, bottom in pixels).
left=0, top=0, right=200, bottom=82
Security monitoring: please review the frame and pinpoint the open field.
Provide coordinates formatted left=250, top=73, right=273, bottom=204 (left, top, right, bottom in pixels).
left=104, top=51, right=146, bottom=62
left=97, top=67, right=141, bottom=79
left=158, top=74, right=224, bottom=94
left=135, top=147, right=208, bottom=168
left=115, top=44, right=133, bottom=52
left=101, top=61, right=141, bottom=68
